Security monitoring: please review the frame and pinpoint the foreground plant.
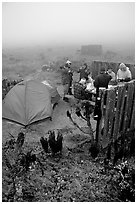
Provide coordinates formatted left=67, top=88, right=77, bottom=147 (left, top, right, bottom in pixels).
left=109, top=161, right=135, bottom=202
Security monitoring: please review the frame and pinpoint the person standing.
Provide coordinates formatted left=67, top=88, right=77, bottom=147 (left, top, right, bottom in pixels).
left=77, top=63, right=90, bottom=81
left=107, top=67, right=116, bottom=85
left=93, top=67, right=112, bottom=118
left=117, top=63, right=132, bottom=82
left=60, top=60, right=73, bottom=99
left=94, top=67, right=112, bottom=90
left=66, top=61, right=73, bottom=95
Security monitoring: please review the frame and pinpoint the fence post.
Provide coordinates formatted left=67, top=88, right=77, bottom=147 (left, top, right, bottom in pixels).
left=96, top=89, right=105, bottom=145
left=95, top=97, right=101, bottom=144
left=94, top=89, right=102, bottom=143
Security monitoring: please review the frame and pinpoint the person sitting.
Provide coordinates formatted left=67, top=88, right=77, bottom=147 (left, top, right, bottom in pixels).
left=117, top=63, right=132, bottom=82
left=107, top=67, right=116, bottom=81
left=94, top=67, right=112, bottom=106
left=87, top=73, right=94, bottom=83
left=73, top=78, right=86, bottom=100
left=84, top=75, right=96, bottom=101
left=85, top=74, right=95, bottom=91
left=106, top=67, right=117, bottom=85
left=77, top=63, right=90, bottom=81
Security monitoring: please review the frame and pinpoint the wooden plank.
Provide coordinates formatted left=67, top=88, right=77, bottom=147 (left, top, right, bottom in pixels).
left=97, top=89, right=105, bottom=145
left=130, top=101, right=135, bottom=130
left=101, top=90, right=110, bottom=148
left=122, top=81, right=135, bottom=132
left=105, top=88, right=117, bottom=158
left=107, top=88, right=117, bottom=140
left=101, top=88, right=116, bottom=148
left=129, top=65, right=135, bottom=79
left=113, top=85, right=125, bottom=140
left=119, top=84, right=129, bottom=154
left=95, top=89, right=104, bottom=143
left=117, top=84, right=127, bottom=133
left=125, top=82, right=135, bottom=129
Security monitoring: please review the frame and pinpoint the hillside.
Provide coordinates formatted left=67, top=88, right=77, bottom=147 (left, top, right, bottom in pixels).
left=2, top=47, right=135, bottom=202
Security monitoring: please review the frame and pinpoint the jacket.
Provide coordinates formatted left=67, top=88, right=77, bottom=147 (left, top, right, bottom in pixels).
left=61, top=67, right=73, bottom=85
left=78, top=67, right=90, bottom=80
left=117, top=67, right=132, bottom=80
left=94, top=73, right=112, bottom=89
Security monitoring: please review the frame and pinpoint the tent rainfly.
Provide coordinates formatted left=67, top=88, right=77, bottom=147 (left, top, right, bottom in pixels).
left=41, top=80, right=60, bottom=104
left=2, top=80, right=52, bottom=126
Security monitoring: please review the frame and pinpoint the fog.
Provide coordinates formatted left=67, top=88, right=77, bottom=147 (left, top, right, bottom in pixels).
left=2, top=2, right=135, bottom=51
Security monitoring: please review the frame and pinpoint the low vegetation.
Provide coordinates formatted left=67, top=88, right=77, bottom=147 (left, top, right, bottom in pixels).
left=2, top=131, right=135, bottom=202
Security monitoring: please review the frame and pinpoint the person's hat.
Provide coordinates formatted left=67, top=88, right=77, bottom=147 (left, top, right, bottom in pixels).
left=107, top=66, right=113, bottom=70
left=83, top=63, right=87, bottom=66
left=66, top=60, right=71, bottom=65
left=100, top=67, right=105, bottom=72
left=119, top=63, right=126, bottom=69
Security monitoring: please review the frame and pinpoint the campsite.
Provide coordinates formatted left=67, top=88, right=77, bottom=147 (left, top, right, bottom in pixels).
left=2, top=46, right=135, bottom=202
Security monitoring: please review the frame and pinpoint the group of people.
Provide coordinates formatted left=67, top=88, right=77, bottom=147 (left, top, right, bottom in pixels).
left=60, top=60, right=132, bottom=100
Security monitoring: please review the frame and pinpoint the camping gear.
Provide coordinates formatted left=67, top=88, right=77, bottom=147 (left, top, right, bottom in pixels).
left=2, top=80, right=52, bottom=126
left=41, top=80, right=60, bottom=104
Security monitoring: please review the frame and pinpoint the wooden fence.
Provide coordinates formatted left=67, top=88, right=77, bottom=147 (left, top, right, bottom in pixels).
left=97, top=80, right=135, bottom=154
left=91, top=61, right=135, bottom=79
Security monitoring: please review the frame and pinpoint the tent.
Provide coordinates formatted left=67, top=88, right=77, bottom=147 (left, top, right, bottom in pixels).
left=41, top=80, right=60, bottom=104
left=2, top=80, right=52, bottom=126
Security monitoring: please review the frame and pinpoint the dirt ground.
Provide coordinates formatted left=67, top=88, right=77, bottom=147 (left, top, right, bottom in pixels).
left=2, top=69, right=135, bottom=202
left=2, top=69, right=96, bottom=143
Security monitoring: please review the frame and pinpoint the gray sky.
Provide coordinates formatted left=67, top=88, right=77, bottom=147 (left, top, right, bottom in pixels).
left=2, top=2, right=135, bottom=48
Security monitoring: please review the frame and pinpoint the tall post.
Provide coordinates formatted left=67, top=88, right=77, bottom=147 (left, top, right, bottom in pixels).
left=94, top=88, right=102, bottom=144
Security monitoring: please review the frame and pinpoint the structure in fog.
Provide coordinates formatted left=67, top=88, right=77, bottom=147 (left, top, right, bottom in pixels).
left=81, top=45, right=103, bottom=56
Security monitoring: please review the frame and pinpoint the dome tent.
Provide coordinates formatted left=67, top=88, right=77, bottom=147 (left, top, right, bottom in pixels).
left=2, top=80, right=52, bottom=126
